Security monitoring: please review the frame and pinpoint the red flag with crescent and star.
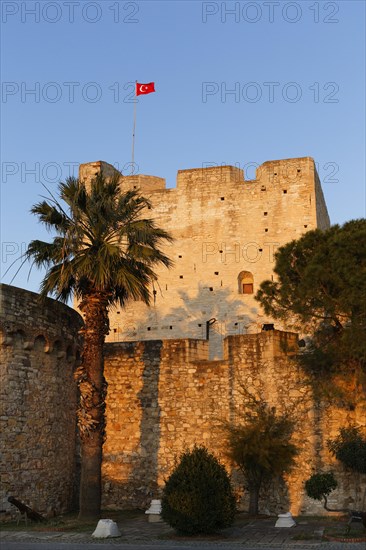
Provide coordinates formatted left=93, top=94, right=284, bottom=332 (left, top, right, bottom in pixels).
left=136, top=82, right=155, bottom=96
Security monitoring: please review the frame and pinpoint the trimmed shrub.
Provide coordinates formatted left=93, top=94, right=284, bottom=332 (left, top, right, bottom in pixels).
left=161, top=446, right=236, bottom=535
left=305, top=472, right=338, bottom=502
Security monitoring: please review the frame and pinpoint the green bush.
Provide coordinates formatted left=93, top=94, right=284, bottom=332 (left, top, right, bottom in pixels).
left=161, top=446, right=236, bottom=535
left=305, top=472, right=338, bottom=501
left=224, top=399, right=298, bottom=515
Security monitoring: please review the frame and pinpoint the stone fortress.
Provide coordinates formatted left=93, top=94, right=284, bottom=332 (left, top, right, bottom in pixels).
left=79, top=156, right=330, bottom=358
left=1, top=157, right=365, bottom=518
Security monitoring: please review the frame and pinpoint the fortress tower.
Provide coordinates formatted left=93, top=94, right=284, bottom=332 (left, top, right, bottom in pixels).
left=79, top=157, right=330, bottom=357
left=3, top=161, right=364, bottom=518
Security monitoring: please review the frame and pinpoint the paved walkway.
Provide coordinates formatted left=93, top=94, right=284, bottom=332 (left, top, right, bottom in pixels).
left=1, top=513, right=365, bottom=548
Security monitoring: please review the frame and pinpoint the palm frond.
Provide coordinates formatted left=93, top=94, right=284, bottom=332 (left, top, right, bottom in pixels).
left=27, top=171, right=173, bottom=305
left=30, top=202, right=70, bottom=232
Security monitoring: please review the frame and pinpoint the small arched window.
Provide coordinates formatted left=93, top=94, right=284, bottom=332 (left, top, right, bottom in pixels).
left=238, top=271, right=254, bottom=294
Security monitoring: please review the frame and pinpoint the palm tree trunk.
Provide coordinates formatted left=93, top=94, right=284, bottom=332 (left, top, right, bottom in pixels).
left=79, top=432, right=103, bottom=520
left=75, top=292, right=109, bottom=521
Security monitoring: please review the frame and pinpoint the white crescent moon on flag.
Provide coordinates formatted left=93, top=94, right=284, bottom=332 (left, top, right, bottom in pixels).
left=140, top=85, right=147, bottom=92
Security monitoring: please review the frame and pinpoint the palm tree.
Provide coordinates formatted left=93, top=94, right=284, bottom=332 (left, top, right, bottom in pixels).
left=26, top=173, right=173, bottom=520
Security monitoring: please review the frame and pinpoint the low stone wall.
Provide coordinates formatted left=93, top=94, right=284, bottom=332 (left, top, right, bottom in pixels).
left=0, top=284, right=83, bottom=516
left=103, top=331, right=366, bottom=514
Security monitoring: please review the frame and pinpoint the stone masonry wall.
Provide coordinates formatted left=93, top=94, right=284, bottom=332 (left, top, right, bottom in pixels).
left=78, top=157, right=331, bottom=361
left=1, top=283, right=364, bottom=516
left=0, top=284, right=83, bottom=515
left=103, top=331, right=366, bottom=515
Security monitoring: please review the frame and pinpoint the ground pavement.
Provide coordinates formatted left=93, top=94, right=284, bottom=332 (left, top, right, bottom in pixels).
left=1, top=513, right=365, bottom=549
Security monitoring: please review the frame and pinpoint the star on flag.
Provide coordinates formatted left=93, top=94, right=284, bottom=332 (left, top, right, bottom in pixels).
left=136, top=82, right=155, bottom=96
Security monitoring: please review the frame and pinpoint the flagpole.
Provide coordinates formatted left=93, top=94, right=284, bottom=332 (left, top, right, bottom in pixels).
left=132, top=81, right=137, bottom=169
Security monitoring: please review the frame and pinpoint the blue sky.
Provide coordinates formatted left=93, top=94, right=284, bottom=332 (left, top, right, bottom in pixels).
left=1, top=0, right=365, bottom=293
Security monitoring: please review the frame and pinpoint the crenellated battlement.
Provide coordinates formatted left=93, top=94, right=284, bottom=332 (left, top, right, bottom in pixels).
left=176, top=165, right=244, bottom=188
left=79, top=157, right=324, bottom=196
left=79, top=161, right=167, bottom=194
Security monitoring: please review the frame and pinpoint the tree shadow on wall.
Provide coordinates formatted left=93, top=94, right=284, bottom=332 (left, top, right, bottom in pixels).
left=155, top=284, right=260, bottom=356
left=230, top=468, right=293, bottom=515
left=138, top=341, right=162, bottom=498
left=103, top=341, right=163, bottom=510
left=224, top=366, right=311, bottom=515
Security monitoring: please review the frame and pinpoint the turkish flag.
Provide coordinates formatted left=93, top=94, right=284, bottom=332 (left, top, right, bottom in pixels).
left=136, top=82, right=155, bottom=96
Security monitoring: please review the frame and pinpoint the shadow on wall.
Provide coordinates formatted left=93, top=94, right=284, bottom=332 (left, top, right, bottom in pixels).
left=116, top=283, right=261, bottom=346
left=102, top=341, right=163, bottom=510
left=138, top=341, right=162, bottom=498
left=161, top=284, right=260, bottom=335
left=155, top=284, right=260, bottom=359
left=230, top=468, right=292, bottom=515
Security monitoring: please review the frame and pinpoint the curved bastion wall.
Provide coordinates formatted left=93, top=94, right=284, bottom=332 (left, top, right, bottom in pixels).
left=0, top=284, right=83, bottom=516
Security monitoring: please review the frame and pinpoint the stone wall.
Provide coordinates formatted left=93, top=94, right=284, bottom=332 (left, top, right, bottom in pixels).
left=102, top=331, right=366, bottom=515
left=1, top=283, right=364, bottom=516
left=0, top=284, right=83, bottom=515
left=77, top=157, right=330, bottom=359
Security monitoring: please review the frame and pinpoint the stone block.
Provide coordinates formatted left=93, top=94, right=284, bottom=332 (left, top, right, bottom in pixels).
left=145, top=499, right=162, bottom=522
left=92, top=519, right=121, bottom=538
left=275, top=512, right=296, bottom=527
